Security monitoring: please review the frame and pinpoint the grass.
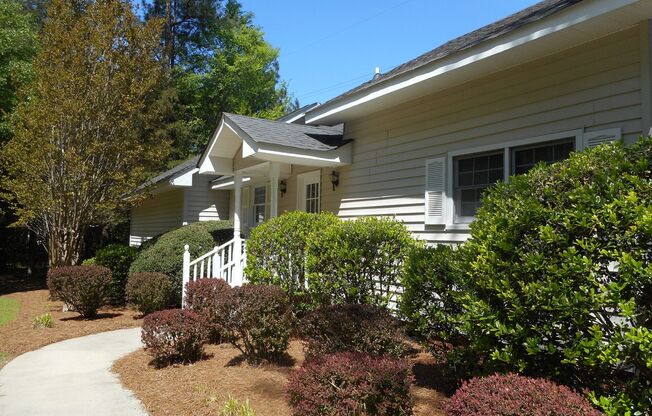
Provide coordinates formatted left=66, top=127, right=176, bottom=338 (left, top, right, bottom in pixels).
left=0, top=296, right=20, bottom=327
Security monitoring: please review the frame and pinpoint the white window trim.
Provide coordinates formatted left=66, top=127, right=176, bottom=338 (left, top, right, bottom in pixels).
left=444, top=129, right=584, bottom=229
left=297, top=170, right=321, bottom=213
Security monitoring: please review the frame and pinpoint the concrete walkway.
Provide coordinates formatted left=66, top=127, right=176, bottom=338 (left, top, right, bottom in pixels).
left=0, top=327, right=147, bottom=416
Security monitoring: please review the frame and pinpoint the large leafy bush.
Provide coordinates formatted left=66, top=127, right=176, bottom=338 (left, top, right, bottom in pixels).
left=459, top=139, right=652, bottom=414
left=141, top=308, right=207, bottom=366
left=217, top=284, right=294, bottom=364
left=306, top=217, right=417, bottom=306
left=129, top=220, right=233, bottom=303
left=445, top=373, right=600, bottom=416
left=287, top=352, right=414, bottom=416
left=300, top=303, right=406, bottom=358
left=185, top=278, right=232, bottom=343
left=47, top=265, right=112, bottom=318
left=126, top=272, right=174, bottom=315
left=398, top=244, right=466, bottom=341
left=245, top=211, right=338, bottom=298
left=91, top=244, right=138, bottom=305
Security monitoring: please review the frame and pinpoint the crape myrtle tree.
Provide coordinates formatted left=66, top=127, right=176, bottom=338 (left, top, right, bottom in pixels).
left=1, top=0, right=169, bottom=267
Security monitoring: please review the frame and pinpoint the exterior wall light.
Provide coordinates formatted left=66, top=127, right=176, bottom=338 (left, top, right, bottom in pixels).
left=279, top=179, right=287, bottom=197
left=329, top=170, right=339, bottom=191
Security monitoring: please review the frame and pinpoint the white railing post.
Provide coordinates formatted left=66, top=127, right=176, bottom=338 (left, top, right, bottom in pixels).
left=233, top=172, right=243, bottom=286
left=211, top=246, right=219, bottom=278
left=182, top=244, right=190, bottom=307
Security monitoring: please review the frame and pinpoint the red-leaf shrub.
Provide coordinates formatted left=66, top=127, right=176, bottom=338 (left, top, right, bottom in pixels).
left=141, top=309, right=207, bottom=365
left=287, top=352, right=414, bottom=416
left=185, top=278, right=232, bottom=343
left=47, top=265, right=112, bottom=318
left=300, top=303, right=406, bottom=358
left=444, top=373, right=601, bottom=416
left=126, top=272, right=174, bottom=315
left=218, top=284, right=294, bottom=364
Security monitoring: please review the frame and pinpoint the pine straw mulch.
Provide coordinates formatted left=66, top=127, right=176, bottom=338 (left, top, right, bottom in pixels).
left=0, top=274, right=142, bottom=369
left=113, top=339, right=449, bottom=416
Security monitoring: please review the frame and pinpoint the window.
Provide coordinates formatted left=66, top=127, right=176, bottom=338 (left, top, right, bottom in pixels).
left=253, top=186, right=266, bottom=226
left=297, top=170, right=321, bottom=213
left=511, top=139, right=574, bottom=175
left=454, top=151, right=504, bottom=219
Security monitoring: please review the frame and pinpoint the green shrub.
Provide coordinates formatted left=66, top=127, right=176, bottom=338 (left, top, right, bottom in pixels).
left=245, top=211, right=338, bottom=304
left=141, top=308, right=207, bottom=365
left=92, top=244, right=138, bottom=305
left=398, top=245, right=467, bottom=341
left=459, top=139, right=652, bottom=415
left=129, top=220, right=233, bottom=304
left=81, top=257, right=96, bottom=265
left=306, top=217, right=418, bottom=306
left=300, top=303, right=406, bottom=358
left=217, top=284, right=294, bottom=364
left=47, top=265, right=112, bottom=318
left=126, top=272, right=174, bottom=315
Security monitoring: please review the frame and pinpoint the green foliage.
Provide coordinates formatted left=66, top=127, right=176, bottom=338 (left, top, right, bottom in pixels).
left=219, top=396, right=256, bottom=416
left=129, top=220, right=233, bottom=302
left=458, top=139, right=652, bottom=415
left=126, top=272, right=175, bottom=315
left=398, top=245, right=467, bottom=341
left=0, top=0, right=37, bottom=143
left=92, top=244, right=138, bottom=305
left=0, top=296, right=19, bottom=326
left=245, top=211, right=339, bottom=302
left=306, top=217, right=418, bottom=307
left=1, top=0, right=168, bottom=266
left=32, top=312, right=53, bottom=329
left=47, top=265, right=112, bottom=318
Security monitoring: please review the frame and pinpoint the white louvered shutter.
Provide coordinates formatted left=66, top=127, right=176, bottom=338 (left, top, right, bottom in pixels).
left=425, top=157, right=446, bottom=225
left=583, top=128, right=621, bottom=149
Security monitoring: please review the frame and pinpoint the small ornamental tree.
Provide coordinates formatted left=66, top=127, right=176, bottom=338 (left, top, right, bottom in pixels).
left=306, top=217, right=418, bottom=306
left=460, top=139, right=652, bottom=414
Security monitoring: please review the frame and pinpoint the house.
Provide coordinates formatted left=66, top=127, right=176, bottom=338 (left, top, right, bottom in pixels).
left=177, top=0, right=652, bottom=286
left=129, top=103, right=321, bottom=246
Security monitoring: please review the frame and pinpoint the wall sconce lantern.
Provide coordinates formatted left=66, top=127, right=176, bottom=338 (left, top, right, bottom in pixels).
left=329, top=170, right=340, bottom=191
left=279, top=179, right=287, bottom=197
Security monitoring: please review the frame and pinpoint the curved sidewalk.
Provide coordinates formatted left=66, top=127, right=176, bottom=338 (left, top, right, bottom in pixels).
left=0, top=327, right=146, bottom=416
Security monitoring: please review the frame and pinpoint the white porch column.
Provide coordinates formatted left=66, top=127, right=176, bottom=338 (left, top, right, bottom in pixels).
left=270, top=162, right=280, bottom=218
left=233, top=172, right=243, bottom=285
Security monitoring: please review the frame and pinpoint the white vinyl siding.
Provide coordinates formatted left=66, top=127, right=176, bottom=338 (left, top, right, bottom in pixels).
left=129, top=189, right=184, bottom=246
left=331, top=26, right=643, bottom=244
left=182, top=174, right=229, bottom=224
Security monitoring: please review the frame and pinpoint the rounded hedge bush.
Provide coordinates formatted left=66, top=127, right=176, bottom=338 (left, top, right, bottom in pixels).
left=245, top=211, right=338, bottom=303
left=287, top=352, right=414, bottom=416
left=126, top=272, right=174, bottom=315
left=398, top=244, right=467, bottom=341
left=141, top=308, right=207, bottom=365
left=129, top=220, right=233, bottom=304
left=185, top=278, right=232, bottom=343
left=300, top=303, right=406, bottom=358
left=459, top=139, right=652, bottom=413
left=306, top=216, right=418, bottom=306
left=91, top=244, right=138, bottom=305
left=444, top=373, right=601, bottom=416
left=47, top=265, right=112, bottom=318
left=218, top=284, right=294, bottom=364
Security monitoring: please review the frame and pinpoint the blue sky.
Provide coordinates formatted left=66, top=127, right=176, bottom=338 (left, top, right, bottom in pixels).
left=238, top=0, right=536, bottom=105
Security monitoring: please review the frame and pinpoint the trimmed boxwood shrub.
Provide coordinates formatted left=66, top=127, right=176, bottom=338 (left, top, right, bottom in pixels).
left=218, top=284, right=294, bottom=364
left=126, top=272, right=174, bottom=315
left=245, top=211, right=338, bottom=305
left=287, top=352, right=414, bottom=416
left=444, top=373, right=601, bottom=416
left=129, top=220, right=233, bottom=304
left=185, top=278, right=232, bottom=343
left=47, top=265, right=112, bottom=318
left=398, top=244, right=467, bottom=341
left=141, top=308, right=207, bottom=365
left=459, top=139, right=652, bottom=414
left=91, top=244, right=138, bottom=305
left=300, top=303, right=406, bottom=358
left=306, top=217, right=418, bottom=306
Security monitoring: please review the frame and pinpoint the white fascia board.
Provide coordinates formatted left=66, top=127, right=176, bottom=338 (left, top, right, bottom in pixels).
left=198, top=120, right=226, bottom=173
left=254, top=142, right=352, bottom=167
left=211, top=176, right=251, bottom=190
left=306, top=0, right=639, bottom=124
left=169, top=168, right=198, bottom=187
left=223, top=117, right=259, bottom=157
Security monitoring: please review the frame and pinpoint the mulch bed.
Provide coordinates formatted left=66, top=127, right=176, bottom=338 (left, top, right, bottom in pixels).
left=0, top=274, right=142, bottom=368
left=113, top=339, right=448, bottom=416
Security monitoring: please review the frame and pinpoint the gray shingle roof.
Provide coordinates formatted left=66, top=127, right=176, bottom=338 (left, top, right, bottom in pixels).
left=147, top=155, right=200, bottom=185
left=276, top=102, right=320, bottom=123
left=224, top=113, right=348, bottom=152
left=316, top=0, right=582, bottom=109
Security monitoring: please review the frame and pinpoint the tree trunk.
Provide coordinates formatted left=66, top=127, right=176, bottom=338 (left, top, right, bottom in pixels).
left=47, top=225, right=84, bottom=267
